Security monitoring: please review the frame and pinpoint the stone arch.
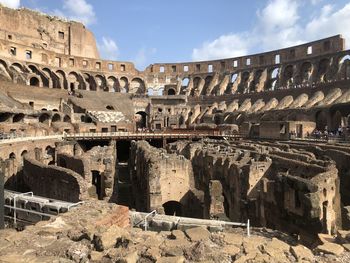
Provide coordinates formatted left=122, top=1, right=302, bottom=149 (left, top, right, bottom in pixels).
left=182, top=77, right=189, bottom=87
left=317, top=58, right=330, bottom=82
left=315, top=110, right=328, bottom=130
left=68, top=71, right=84, bottom=91
left=29, top=76, right=40, bottom=86
left=11, top=62, right=24, bottom=73
left=42, top=67, right=59, bottom=88
left=147, top=88, right=154, bottom=96
left=339, top=54, right=350, bottom=64
left=135, top=111, right=147, bottom=129
left=63, top=115, right=71, bottom=122
left=119, top=76, right=129, bottom=93
left=107, top=76, right=119, bottom=92
left=332, top=110, right=343, bottom=130
left=0, top=112, right=12, bottom=123
left=28, top=64, right=49, bottom=87
left=238, top=71, right=250, bottom=93
left=202, top=75, right=213, bottom=95
left=52, top=113, right=61, bottom=122
left=249, top=69, right=263, bottom=92
left=267, top=68, right=279, bottom=91
left=13, top=113, right=24, bottom=123
left=83, top=73, right=96, bottom=91
left=300, top=61, right=313, bottom=83
left=21, top=150, right=28, bottom=165
left=167, top=88, right=176, bottom=95
left=163, top=200, right=183, bottom=216
left=283, top=65, right=294, bottom=87
left=130, top=77, right=146, bottom=94
left=9, top=152, right=16, bottom=160
left=56, top=70, right=67, bottom=89
left=39, top=113, right=50, bottom=124
left=0, top=59, right=8, bottom=68
left=339, top=54, right=350, bottom=80
left=95, top=74, right=107, bottom=91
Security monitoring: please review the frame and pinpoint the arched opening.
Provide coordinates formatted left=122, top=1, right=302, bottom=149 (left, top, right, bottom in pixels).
left=13, top=113, right=24, bottom=123
left=163, top=201, right=182, bottom=216
left=147, top=88, right=154, bottom=96
left=315, top=111, right=328, bottom=130
left=59, top=157, right=67, bottom=168
left=301, top=62, right=312, bottom=83
left=39, top=113, right=50, bottom=124
left=231, top=73, right=238, bottom=83
left=95, top=75, right=106, bottom=91
left=63, top=115, right=71, bottom=122
left=283, top=65, right=294, bottom=85
left=68, top=72, right=79, bottom=91
left=81, top=115, right=93, bottom=123
left=107, top=76, right=119, bottom=92
left=9, top=152, right=16, bottom=160
left=106, top=105, right=115, bottom=110
left=340, top=55, right=350, bottom=79
left=271, top=68, right=279, bottom=79
left=11, top=63, right=23, bottom=73
left=182, top=77, right=189, bottom=87
left=318, top=58, right=329, bottom=81
left=167, top=88, right=176, bottom=95
left=119, top=77, right=128, bottom=93
left=202, top=75, right=213, bottom=94
left=332, top=110, right=343, bottom=130
left=191, top=77, right=202, bottom=95
left=45, top=146, right=55, bottom=162
left=92, top=170, right=105, bottom=200
left=130, top=78, right=145, bottom=94
left=52, top=114, right=61, bottom=123
left=0, top=113, right=12, bottom=122
left=20, top=150, right=28, bottom=165
left=56, top=70, right=67, bottom=89
left=135, top=111, right=147, bottom=129
left=29, top=77, right=39, bottom=87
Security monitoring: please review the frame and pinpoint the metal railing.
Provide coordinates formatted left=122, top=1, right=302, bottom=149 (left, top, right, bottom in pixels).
left=0, top=133, right=63, bottom=144
left=64, top=131, right=243, bottom=139
left=4, top=190, right=84, bottom=226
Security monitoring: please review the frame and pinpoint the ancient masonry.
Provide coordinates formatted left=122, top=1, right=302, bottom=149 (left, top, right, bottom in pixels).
left=0, top=5, right=350, bottom=262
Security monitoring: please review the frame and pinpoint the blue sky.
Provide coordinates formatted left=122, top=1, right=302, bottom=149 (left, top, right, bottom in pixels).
left=1, top=0, right=350, bottom=70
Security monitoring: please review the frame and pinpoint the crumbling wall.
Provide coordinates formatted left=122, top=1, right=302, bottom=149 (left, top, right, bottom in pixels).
left=23, top=157, right=88, bottom=202
left=130, top=140, right=203, bottom=217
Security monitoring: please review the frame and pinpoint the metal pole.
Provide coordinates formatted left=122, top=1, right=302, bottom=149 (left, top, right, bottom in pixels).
left=0, top=160, right=4, bottom=229
left=247, top=219, right=250, bottom=237
left=13, top=192, right=33, bottom=226
left=144, top=210, right=157, bottom=231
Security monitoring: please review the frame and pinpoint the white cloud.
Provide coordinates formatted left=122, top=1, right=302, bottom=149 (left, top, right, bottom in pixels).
left=53, top=0, right=96, bottom=26
left=0, top=0, right=20, bottom=8
left=305, top=3, right=350, bottom=48
left=97, top=37, right=119, bottom=60
left=192, top=0, right=350, bottom=61
left=192, top=34, right=250, bottom=61
left=133, top=47, right=157, bottom=70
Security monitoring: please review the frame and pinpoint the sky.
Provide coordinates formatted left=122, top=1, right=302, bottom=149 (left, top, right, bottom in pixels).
left=1, top=0, right=350, bottom=70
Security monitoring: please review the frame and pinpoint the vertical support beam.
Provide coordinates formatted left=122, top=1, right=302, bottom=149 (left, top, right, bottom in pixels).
left=0, top=160, right=4, bottom=229
left=162, top=137, right=167, bottom=148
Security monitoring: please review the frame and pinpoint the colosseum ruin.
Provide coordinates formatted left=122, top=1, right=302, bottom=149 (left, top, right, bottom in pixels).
left=1, top=4, right=350, bottom=262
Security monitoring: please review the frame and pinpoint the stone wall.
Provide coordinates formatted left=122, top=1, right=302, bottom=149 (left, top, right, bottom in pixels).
left=23, top=157, right=88, bottom=202
left=129, top=140, right=203, bottom=217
